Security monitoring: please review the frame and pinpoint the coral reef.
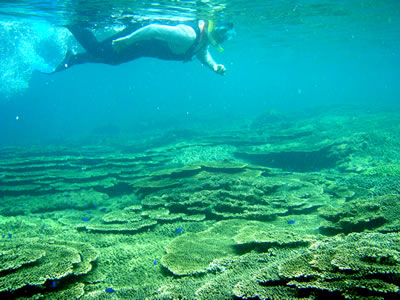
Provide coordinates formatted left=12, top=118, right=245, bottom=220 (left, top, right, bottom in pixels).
left=0, top=238, right=97, bottom=294
left=0, top=111, right=400, bottom=298
left=234, top=232, right=400, bottom=299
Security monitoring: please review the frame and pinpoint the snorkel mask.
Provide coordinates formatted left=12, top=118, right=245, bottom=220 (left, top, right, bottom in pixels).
left=208, top=21, right=235, bottom=52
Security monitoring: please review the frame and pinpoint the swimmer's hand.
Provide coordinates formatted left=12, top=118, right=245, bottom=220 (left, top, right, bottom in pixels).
left=214, top=64, right=226, bottom=75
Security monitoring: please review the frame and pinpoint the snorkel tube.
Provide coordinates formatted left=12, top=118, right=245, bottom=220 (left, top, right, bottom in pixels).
left=208, top=20, right=224, bottom=52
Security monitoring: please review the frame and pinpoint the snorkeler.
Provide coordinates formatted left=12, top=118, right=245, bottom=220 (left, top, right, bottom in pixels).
left=53, top=20, right=234, bottom=75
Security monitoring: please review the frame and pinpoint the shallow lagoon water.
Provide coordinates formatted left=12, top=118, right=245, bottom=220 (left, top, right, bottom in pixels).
left=0, top=1, right=400, bottom=299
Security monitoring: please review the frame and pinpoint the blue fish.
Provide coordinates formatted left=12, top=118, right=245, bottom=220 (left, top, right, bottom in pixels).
left=8, top=233, right=12, bottom=239
left=287, top=220, right=296, bottom=224
left=51, top=281, right=56, bottom=288
left=105, top=288, right=115, bottom=293
left=175, top=228, right=183, bottom=234
left=81, top=218, right=90, bottom=222
left=41, top=225, right=45, bottom=230
left=153, top=260, right=157, bottom=265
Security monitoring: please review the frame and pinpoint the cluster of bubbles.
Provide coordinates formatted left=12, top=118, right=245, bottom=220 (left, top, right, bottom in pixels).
left=0, top=21, right=70, bottom=99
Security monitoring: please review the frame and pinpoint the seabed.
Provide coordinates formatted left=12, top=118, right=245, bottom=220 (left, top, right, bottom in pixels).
left=1, top=110, right=400, bottom=299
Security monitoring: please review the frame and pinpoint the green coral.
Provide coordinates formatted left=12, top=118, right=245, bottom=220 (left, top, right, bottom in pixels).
left=161, top=230, right=235, bottom=275
left=234, top=227, right=311, bottom=248
left=170, top=145, right=236, bottom=165
left=102, top=209, right=142, bottom=223
left=0, top=248, right=45, bottom=272
left=0, top=111, right=400, bottom=299
left=43, top=282, right=85, bottom=299
left=77, top=219, right=157, bottom=233
left=161, top=220, right=247, bottom=275
left=363, top=163, right=400, bottom=177
left=0, top=238, right=98, bottom=293
left=319, top=199, right=387, bottom=235
left=236, top=232, right=400, bottom=299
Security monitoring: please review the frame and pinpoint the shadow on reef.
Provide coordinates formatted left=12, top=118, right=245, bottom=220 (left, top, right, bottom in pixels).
left=234, top=145, right=339, bottom=172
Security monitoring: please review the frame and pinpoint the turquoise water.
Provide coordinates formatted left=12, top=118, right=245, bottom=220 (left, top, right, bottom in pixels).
left=0, top=0, right=399, bottom=144
left=0, top=1, right=400, bottom=299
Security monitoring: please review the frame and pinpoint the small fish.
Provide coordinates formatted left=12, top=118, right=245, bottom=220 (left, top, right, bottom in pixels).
left=41, top=225, right=45, bottom=230
left=87, top=211, right=91, bottom=214
left=153, top=260, right=157, bottom=265
left=51, top=281, right=56, bottom=288
left=81, top=218, right=90, bottom=222
left=287, top=220, right=296, bottom=224
left=40, top=215, right=45, bottom=219
left=8, top=233, right=12, bottom=239
left=175, top=228, right=183, bottom=234
left=64, top=194, right=71, bottom=198
left=105, top=288, right=115, bottom=293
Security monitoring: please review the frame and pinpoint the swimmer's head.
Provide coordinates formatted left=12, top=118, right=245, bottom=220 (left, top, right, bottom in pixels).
left=213, top=22, right=235, bottom=44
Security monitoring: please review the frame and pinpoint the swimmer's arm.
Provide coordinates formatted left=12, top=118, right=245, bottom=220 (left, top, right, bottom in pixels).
left=196, top=46, right=226, bottom=75
left=112, top=24, right=195, bottom=51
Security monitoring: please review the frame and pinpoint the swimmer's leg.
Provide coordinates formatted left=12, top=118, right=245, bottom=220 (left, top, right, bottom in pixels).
left=53, top=51, right=100, bottom=72
left=66, top=25, right=107, bottom=57
left=53, top=25, right=115, bottom=72
left=52, top=23, right=147, bottom=73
